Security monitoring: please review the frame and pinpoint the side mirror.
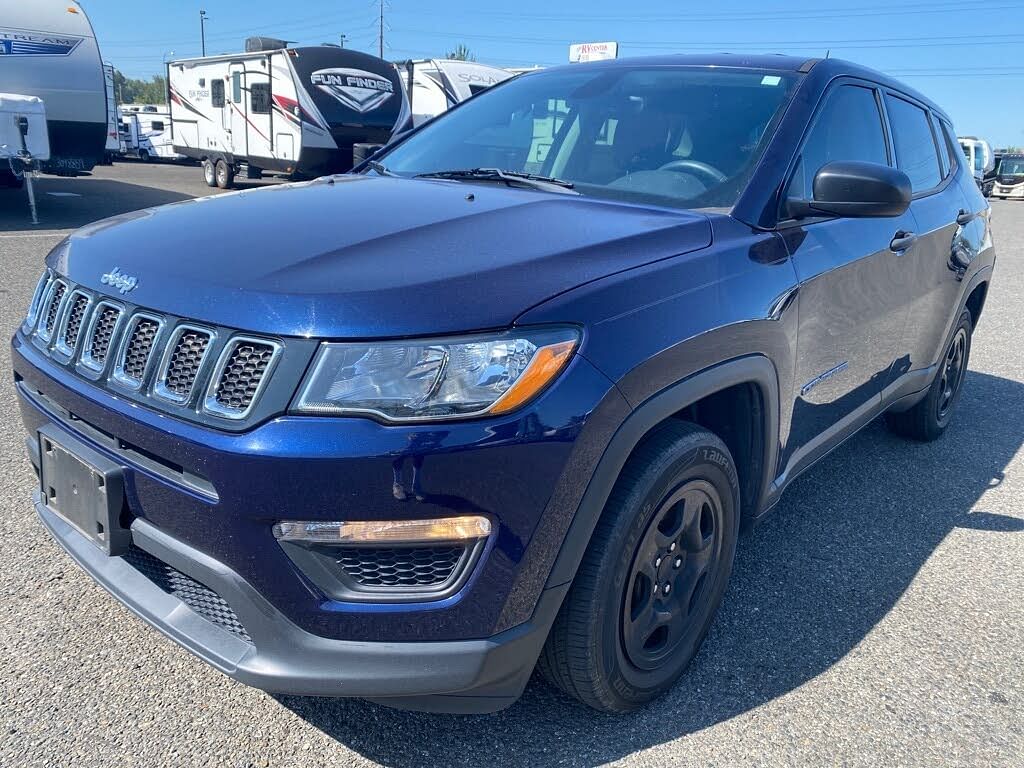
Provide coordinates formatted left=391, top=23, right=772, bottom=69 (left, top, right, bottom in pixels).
left=787, top=161, right=912, bottom=219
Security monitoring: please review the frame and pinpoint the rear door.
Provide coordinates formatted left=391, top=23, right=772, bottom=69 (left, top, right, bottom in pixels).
left=882, top=95, right=971, bottom=378
left=781, top=82, right=917, bottom=473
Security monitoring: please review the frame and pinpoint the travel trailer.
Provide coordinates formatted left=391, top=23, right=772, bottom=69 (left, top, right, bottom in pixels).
left=120, top=110, right=184, bottom=162
left=0, top=0, right=107, bottom=174
left=102, top=63, right=124, bottom=163
left=958, top=136, right=995, bottom=197
left=397, top=59, right=513, bottom=127
left=168, top=42, right=409, bottom=188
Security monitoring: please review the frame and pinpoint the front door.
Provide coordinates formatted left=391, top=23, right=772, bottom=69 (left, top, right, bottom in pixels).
left=781, top=82, right=915, bottom=474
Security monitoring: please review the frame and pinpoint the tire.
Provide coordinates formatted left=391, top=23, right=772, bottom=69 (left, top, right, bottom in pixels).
left=215, top=159, right=234, bottom=189
left=538, top=420, right=740, bottom=712
left=202, top=159, right=217, bottom=187
left=886, top=309, right=972, bottom=442
left=139, top=149, right=151, bottom=163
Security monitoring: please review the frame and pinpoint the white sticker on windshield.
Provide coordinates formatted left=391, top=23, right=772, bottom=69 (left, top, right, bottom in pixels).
left=761, top=75, right=782, bottom=86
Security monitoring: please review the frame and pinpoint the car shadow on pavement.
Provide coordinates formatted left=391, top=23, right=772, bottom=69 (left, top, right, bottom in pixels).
left=277, top=370, right=1023, bottom=768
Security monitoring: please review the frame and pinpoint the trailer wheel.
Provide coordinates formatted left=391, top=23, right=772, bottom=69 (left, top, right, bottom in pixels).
left=215, top=160, right=234, bottom=189
left=202, top=160, right=217, bottom=187
left=139, top=149, right=151, bottom=163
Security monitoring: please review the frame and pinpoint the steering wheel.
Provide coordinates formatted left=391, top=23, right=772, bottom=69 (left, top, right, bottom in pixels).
left=657, top=159, right=728, bottom=186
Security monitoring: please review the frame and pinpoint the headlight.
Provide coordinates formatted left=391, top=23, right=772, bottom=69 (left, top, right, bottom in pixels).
left=293, top=327, right=578, bottom=422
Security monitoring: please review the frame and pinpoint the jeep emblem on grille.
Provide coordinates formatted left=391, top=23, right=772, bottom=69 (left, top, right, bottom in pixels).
left=100, top=267, right=138, bottom=294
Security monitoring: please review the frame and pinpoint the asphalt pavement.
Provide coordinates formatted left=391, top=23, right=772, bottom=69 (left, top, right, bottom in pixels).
left=0, top=164, right=1021, bottom=767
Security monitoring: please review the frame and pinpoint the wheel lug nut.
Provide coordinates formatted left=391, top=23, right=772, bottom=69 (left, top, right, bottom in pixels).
left=655, top=557, right=662, bottom=567
left=674, top=557, right=682, bottom=568
left=669, top=542, right=677, bottom=552
left=663, top=583, right=672, bottom=595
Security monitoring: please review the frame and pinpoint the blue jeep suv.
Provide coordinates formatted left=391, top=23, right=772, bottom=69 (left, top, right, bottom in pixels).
left=13, top=55, right=994, bottom=713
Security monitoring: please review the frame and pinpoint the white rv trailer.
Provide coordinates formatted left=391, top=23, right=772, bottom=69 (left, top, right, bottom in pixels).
left=102, top=63, right=124, bottom=162
left=0, top=0, right=107, bottom=174
left=396, top=59, right=513, bottom=127
left=168, top=42, right=409, bottom=188
left=120, top=110, right=184, bottom=162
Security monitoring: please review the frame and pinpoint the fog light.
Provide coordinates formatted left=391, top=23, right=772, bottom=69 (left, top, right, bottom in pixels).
left=272, top=517, right=492, bottom=603
left=272, top=516, right=491, bottom=544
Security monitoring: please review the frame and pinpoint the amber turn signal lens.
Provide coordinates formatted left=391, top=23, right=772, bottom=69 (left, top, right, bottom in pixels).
left=489, top=339, right=576, bottom=415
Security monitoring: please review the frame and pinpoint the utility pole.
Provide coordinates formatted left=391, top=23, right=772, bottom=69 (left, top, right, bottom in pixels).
left=199, top=10, right=208, bottom=56
left=378, top=0, right=384, bottom=58
left=339, top=34, right=347, bottom=48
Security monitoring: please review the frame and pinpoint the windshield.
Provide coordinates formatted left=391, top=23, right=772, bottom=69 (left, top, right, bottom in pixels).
left=1000, top=157, right=1024, bottom=176
left=377, top=66, right=799, bottom=209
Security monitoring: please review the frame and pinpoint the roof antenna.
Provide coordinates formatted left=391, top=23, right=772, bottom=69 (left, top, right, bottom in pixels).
left=825, top=49, right=831, bottom=58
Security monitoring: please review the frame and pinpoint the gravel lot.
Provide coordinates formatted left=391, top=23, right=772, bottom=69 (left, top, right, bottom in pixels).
left=0, top=164, right=1021, bottom=767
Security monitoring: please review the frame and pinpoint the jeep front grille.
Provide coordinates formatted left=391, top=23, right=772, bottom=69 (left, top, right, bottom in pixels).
left=22, top=271, right=288, bottom=426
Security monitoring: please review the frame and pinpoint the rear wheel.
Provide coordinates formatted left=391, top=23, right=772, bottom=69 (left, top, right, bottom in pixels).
left=886, top=309, right=972, bottom=441
left=539, top=421, right=739, bottom=712
left=139, top=149, right=151, bottom=163
left=215, top=159, right=234, bottom=189
left=202, top=159, right=217, bottom=187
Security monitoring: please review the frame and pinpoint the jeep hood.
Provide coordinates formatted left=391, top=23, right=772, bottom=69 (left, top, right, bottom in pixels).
left=51, top=175, right=712, bottom=338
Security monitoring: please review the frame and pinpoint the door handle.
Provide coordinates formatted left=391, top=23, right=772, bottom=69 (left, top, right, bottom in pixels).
left=956, top=209, right=975, bottom=226
left=889, top=231, right=917, bottom=253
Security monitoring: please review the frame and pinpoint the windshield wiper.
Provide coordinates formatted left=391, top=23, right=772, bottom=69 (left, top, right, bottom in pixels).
left=366, top=160, right=396, bottom=177
left=414, top=168, right=579, bottom=195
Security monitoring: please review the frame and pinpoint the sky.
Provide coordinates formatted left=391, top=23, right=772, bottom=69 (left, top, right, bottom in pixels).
left=83, top=0, right=1024, bottom=148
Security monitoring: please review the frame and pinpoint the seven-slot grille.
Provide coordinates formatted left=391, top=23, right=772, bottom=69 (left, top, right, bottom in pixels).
left=25, top=273, right=282, bottom=421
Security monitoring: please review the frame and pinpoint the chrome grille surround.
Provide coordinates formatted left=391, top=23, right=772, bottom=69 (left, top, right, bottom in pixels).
left=54, top=290, right=92, bottom=358
left=203, top=337, right=282, bottom=420
left=111, top=313, right=164, bottom=391
left=78, top=301, right=124, bottom=373
left=36, top=279, right=69, bottom=344
left=153, top=325, right=216, bottom=405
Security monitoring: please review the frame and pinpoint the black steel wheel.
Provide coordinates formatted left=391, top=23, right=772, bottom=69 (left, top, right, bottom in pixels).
left=621, top=480, right=724, bottom=671
left=886, top=309, right=973, bottom=441
left=539, top=420, right=740, bottom=712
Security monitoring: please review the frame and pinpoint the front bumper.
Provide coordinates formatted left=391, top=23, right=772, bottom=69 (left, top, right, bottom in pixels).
left=36, top=493, right=566, bottom=712
left=992, top=183, right=1024, bottom=198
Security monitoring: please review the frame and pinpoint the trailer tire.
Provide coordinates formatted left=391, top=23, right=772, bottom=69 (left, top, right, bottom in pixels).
left=202, top=160, right=217, bottom=187
left=139, top=149, right=151, bottom=163
left=215, top=160, right=234, bottom=189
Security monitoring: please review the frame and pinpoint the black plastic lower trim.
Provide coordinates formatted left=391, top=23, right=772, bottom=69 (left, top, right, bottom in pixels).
left=34, top=496, right=564, bottom=712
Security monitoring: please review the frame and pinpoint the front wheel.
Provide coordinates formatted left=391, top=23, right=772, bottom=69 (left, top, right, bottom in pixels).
left=539, top=421, right=740, bottom=712
left=202, top=159, right=217, bottom=187
left=886, top=309, right=972, bottom=441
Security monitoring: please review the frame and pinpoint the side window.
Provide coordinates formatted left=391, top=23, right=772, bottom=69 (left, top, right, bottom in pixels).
left=885, top=94, right=942, bottom=192
left=150, top=120, right=164, bottom=131
left=250, top=82, right=270, bottom=115
left=211, top=79, right=225, bottom=108
left=788, top=85, right=888, bottom=202
left=231, top=72, right=242, bottom=104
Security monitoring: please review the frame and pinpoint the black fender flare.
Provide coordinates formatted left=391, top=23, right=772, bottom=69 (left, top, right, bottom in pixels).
left=544, top=354, right=780, bottom=589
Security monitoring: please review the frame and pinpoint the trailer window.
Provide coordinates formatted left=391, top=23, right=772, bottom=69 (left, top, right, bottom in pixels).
left=212, top=79, right=225, bottom=108
left=232, top=73, right=242, bottom=104
left=251, top=82, right=271, bottom=114
left=150, top=121, right=165, bottom=131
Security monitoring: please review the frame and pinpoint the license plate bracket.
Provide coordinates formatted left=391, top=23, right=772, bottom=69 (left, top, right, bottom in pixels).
left=38, top=424, right=129, bottom=556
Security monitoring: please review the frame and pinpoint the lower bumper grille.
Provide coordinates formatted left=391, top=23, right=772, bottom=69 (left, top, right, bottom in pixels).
left=122, top=545, right=251, bottom=643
